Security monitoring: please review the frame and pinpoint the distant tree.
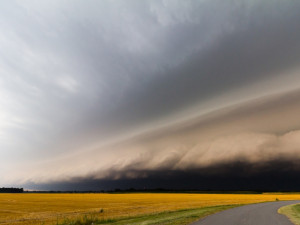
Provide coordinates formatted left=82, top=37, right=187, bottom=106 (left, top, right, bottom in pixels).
left=0, top=187, right=23, bottom=193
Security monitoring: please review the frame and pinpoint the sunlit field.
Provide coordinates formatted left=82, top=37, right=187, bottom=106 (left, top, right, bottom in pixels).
left=1, top=193, right=300, bottom=225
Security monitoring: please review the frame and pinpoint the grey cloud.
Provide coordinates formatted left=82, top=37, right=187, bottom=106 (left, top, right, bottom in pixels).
left=68, top=0, right=300, bottom=142
left=9, top=89, right=300, bottom=186
left=1, top=0, right=300, bottom=187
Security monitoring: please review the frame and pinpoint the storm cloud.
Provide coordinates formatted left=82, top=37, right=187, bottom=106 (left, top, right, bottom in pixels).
left=8, top=89, right=300, bottom=190
left=1, top=0, right=300, bottom=190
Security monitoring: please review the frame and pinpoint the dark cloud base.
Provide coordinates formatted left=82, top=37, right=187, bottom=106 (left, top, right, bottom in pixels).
left=27, top=159, right=300, bottom=192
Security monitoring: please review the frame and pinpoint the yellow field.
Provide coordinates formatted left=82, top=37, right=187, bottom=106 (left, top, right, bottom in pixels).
left=1, top=193, right=300, bottom=225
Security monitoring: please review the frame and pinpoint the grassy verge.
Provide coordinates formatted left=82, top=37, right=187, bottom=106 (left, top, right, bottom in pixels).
left=57, top=204, right=240, bottom=225
left=278, top=204, right=300, bottom=225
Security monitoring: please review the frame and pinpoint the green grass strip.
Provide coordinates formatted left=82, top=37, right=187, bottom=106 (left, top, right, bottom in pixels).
left=57, top=204, right=241, bottom=225
left=279, top=204, right=300, bottom=225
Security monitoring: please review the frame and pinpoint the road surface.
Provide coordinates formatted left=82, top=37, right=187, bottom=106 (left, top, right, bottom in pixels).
left=192, top=200, right=300, bottom=225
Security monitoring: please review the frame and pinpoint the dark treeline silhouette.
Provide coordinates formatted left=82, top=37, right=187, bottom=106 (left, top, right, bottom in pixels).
left=24, top=188, right=264, bottom=194
left=107, top=188, right=264, bottom=194
left=0, top=187, right=23, bottom=193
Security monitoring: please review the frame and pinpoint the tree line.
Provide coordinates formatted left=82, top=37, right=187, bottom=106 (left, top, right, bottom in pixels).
left=0, top=187, right=23, bottom=193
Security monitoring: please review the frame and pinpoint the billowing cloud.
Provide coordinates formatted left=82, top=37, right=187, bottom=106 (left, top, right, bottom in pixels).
left=1, top=0, right=300, bottom=190
left=5, top=89, right=300, bottom=190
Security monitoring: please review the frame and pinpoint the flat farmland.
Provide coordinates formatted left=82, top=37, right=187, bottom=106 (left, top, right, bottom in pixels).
left=1, top=193, right=300, bottom=225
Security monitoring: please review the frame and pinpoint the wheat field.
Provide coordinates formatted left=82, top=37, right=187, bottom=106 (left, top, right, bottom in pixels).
left=1, top=193, right=300, bottom=224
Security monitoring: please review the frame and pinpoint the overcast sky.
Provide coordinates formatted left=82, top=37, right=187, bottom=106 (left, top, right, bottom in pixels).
left=1, top=0, right=300, bottom=190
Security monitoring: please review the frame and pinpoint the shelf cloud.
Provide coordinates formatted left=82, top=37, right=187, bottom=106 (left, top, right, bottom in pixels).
left=1, top=0, right=300, bottom=190
left=13, top=89, right=300, bottom=190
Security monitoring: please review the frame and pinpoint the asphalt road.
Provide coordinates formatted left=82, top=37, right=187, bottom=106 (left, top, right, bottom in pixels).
left=192, top=200, right=300, bottom=225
